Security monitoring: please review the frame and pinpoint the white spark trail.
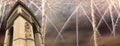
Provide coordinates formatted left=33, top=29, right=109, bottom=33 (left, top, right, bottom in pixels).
left=108, top=0, right=120, bottom=37
left=107, top=0, right=116, bottom=37
left=93, top=2, right=112, bottom=32
left=46, top=16, right=65, bottom=41
left=30, top=1, right=40, bottom=9
left=76, top=9, right=79, bottom=46
left=54, top=2, right=81, bottom=45
left=114, top=0, right=120, bottom=27
left=41, top=0, right=46, bottom=46
left=0, top=0, right=2, bottom=27
left=1, top=2, right=6, bottom=27
left=91, top=0, right=98, bottom=46
left=80, top=5, right=101, bottom=40
left=46, top=3, right=59, bottom=17
left=0, top=0, right=2, bottom=17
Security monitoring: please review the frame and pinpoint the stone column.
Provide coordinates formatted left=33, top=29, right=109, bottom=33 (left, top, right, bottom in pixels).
left=13, top=16, right=35, bottom=46
left=33, top=24, right=44, bottom=46
left=4, top=29, right=10, bottom=46
left=13, top=16, right=26, bottom=46
left=25, top=22, right=35, bottom=46
left=34, top=33, right=43, bottom=46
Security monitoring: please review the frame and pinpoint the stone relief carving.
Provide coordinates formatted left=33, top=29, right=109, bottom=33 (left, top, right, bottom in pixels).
left=25, top=22, right=32, bottom=38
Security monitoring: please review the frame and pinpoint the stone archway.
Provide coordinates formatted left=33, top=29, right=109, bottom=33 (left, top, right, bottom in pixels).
left=0, top=1, right=43, bottom=46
